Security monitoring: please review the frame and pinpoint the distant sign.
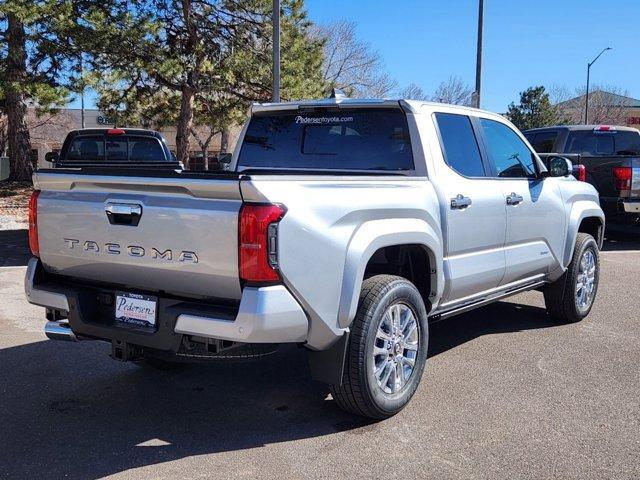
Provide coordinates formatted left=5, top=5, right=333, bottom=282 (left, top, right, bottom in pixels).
left=96, top=115, right=115, bottom=126
left=626, top=117, right=640, bottom=125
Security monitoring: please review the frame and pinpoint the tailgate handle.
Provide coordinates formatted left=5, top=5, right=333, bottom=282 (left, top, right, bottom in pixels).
left=105, top=203, right=142, bottom=226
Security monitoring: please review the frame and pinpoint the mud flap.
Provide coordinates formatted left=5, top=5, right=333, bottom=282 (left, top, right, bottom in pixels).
left=307, top=332, right=349, bottom=385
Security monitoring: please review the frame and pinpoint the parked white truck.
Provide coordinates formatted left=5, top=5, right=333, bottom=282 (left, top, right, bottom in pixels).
left=25, top=97, right=604, bottom=419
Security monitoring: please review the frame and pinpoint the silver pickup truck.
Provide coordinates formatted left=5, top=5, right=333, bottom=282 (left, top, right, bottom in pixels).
left=25, top=98, right=604, bottom=419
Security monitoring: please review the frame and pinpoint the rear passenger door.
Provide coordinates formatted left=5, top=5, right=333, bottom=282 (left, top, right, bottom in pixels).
left=432, top=112, right=507, bottom=306
left=477, top=118, right=566, bottom=286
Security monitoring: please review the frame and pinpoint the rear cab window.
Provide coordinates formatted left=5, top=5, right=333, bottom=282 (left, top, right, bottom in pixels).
left=566, top=129, right=640, bottom=156
left=237, top=108, right=414, bottom=172
left=530, top=131, right=558, bottom=153
left=62, top=132, right=168, bottom=164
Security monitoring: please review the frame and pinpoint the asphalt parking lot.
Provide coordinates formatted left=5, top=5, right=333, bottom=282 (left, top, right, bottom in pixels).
left=0, top=229, right=638, bottom=480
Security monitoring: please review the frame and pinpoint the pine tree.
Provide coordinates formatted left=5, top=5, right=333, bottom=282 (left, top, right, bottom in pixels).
left=506, top=86, right=562, bottom=131
left=0, top=0, right=71, bottom=181
left=87, top=0, right=324, bottom=168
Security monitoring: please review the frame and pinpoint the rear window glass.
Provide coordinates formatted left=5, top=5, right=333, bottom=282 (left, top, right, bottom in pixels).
left=566, top=130, right=640, bottom=156
left=66, top=136, right=105, bottom=160
left=237, top=108, right=414, bottom=171
left=531, top=131, right=558, bottom=153
left=64, top=135, right=166, bottom=162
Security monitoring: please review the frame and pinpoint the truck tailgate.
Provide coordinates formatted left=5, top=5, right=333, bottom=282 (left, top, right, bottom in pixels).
left=34, top=172, right=243, bottom=300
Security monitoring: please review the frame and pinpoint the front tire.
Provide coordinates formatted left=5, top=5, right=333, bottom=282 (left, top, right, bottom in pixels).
left=330, top=275, right=428, bottom=420
left=544, top=233, right=600, bottom=323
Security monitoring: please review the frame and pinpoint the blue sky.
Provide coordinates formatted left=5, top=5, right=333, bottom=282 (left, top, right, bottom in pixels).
left=71, top=0, right=639, bottom=113
left=306, top=0, right=639, bottom=111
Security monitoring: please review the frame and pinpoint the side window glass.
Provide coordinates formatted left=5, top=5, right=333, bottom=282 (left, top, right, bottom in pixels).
left=480, top=119, right=537, bottom=178
left=434, top=113, right=486, bottom=177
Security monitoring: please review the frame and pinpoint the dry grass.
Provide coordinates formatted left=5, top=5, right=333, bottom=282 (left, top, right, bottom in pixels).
left=0, top=182, right=32, bottom=230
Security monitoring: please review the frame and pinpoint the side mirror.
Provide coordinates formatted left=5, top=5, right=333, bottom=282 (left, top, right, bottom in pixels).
left=45, top=151, right=59, bottom=163
left=547, top=155, right=572, bottom=177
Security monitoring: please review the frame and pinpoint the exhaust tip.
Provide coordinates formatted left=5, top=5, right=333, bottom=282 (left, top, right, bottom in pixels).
left=45, top=320, right=78, bottom=342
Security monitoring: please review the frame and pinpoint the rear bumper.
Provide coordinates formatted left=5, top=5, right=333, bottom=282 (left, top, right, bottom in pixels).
left=24, top=258, right=309, bottom=350
left=621, top=201, right=640, bottom=213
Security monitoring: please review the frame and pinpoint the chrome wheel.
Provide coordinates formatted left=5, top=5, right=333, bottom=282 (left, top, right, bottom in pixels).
left=575, top=248, right=597, bottom=313
left=372, top=302, right=420, bottom=395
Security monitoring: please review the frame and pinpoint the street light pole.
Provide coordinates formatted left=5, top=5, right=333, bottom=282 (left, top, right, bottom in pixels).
left=79, top=55, right=85, bottom=129
left=474, top=0, right=484, bottom=108
left=584, top=47, right=611, bottom=124
left=272, top=0, right=280, bottom=103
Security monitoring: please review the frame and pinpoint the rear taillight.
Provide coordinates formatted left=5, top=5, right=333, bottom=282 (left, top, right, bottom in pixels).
left=573, top=164, right=587, bottom=182
left=239, top=204, right=286, bottom=284
left=612, top=166, right=632, bottom=190
left=28, top=190, right=40, bottom=257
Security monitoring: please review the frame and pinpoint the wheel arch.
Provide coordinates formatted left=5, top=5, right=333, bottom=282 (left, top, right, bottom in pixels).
left=563, top=202, right=605, bottom=268
left=337, top=218, right=443, bottom=329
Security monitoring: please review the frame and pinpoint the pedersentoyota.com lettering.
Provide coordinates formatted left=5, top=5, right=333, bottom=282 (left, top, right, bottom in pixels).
left=295, top=115, right=354, bottom=124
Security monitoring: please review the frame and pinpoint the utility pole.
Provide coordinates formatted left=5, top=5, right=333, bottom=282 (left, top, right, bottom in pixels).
left=585, top=47, right=612, bottom=124
left=474, top=0, right=484, bottom=109
left=80, top=55, right=86, bottom=129
left=272, top=0, right=280, bottom=103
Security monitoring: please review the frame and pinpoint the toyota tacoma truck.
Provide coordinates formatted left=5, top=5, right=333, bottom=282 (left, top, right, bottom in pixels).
left=25, top=98, right=604, bottom=419
left=525, top=125, right=640, bottom=225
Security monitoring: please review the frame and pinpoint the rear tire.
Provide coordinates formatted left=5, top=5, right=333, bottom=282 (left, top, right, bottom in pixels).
left=330, top=275, right=428, bottom=420
left=544, top=233, right=599, bottom=323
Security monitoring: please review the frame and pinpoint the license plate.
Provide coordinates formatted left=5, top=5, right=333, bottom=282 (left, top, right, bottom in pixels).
left=115, top=292, right=157, bottom=327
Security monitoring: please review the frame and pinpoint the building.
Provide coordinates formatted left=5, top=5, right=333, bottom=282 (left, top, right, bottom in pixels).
left=26, top=108, right=242, bottom=169
left=554, top=90, right=640, bottom=128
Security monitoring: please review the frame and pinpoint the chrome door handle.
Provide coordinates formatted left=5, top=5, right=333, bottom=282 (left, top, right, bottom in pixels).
left=105, top=203, right=142, bottom=226
left=506, top=192, right=524, bottom=206
left=451, top=194, right=472, bottom=209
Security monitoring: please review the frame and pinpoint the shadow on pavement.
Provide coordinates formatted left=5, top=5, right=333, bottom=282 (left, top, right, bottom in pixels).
left=602, top=224, right=640, bottom=251
left=0, top=298, right=556, bottom=479
left=0, top=229, right=30, bottom=267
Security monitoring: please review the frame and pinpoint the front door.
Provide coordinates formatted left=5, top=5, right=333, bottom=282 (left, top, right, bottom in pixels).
left=477, top=118, right=566, bottom=286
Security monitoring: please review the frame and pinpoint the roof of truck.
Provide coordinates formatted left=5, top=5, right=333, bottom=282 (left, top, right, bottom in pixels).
left=66, top=128, right=164, bottom=137
left=251, top=97, right=488, bottom=115
left=524, top=125, right=640, bottom=133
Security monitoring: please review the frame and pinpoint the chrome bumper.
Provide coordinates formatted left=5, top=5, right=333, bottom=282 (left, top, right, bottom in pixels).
left=621, top=202, right=640, bottom=213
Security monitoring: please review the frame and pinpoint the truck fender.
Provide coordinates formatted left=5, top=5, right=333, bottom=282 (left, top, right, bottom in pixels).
left=563, top=201, right=605, bottom=268
left=337, top=218, right=443, bottom=329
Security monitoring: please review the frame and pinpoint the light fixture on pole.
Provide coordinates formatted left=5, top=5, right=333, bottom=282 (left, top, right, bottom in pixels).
left=585, top=47, right=612, bottom=124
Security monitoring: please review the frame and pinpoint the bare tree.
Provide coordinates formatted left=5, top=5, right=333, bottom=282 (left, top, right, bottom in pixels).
left=313, top=20, right=396, bottom=98
left=552, top=84, right=632, bottom=125
left=430, top=76, right=474, bottom=106
left=397, top=83, right=429, bottom=100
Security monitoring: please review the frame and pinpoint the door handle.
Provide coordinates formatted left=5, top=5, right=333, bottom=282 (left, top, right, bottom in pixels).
left=506, top=192, right=524, bottom=206
left=451, top=194, right=472, bottom=209
left=105, top=203, right=142, bottom=226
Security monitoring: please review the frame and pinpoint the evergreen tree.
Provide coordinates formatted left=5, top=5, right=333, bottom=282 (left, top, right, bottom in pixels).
left=506, top=86, right=562, bottom=131
left=0, top=0, right=72, bottom=181
left=87, top=0, right=324, bottom=168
